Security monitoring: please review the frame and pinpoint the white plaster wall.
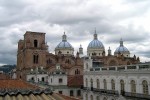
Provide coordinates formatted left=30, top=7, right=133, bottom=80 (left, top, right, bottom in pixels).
left=54, top=88, right=81, bottom=97
left=55, top=49, right=74, bottom=55
left=12, top=73, right=17, bottom=79
left=84, top=58, right=93, bottom=71
left=87, top=48, right=104, bottom=57
left=48, top=74, right=67, bottom=86
left=26, top=74, right=48, bottom=83
left=84, top=71, right=150, bottom=95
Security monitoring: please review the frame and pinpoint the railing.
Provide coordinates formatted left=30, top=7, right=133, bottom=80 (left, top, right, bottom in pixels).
left=124, top=92, right=150, bottom=99
left=82, top=87, right=119, bottom=95
left=89, top=63, right=150, bottom=72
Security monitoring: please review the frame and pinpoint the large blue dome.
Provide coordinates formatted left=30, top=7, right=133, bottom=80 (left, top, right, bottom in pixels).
left=88, top=33, right=104, bottom=49
left=88, top=39, right=104, bottom=49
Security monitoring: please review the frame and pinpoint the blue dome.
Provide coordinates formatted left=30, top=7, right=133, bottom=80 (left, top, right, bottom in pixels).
left=55, top=33, right=74, bottom=49
left=56, top=41, right=73, bottom=49
left=115, top=46, right=129, bottom=53
left=88, top=40, right=104, bottom=49
left=115, top=39, right=129, bottom=53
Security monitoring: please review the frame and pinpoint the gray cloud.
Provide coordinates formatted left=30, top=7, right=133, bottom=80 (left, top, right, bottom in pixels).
left=0, top=0, right=150, bottom=64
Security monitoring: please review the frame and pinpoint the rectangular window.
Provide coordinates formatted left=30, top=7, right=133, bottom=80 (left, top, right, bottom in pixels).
left=33, top=55, right=39, bottom=64
left=59, top=78, right=63, bottom=83
left=70, top=90, right=73, bottom=96
left=59, top=91, right=62, bottom=94
left=77, top=90, right=81, bottom=96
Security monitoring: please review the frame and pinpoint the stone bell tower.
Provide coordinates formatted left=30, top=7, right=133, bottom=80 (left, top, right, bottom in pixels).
left=17, top=31, right=48, bottom=71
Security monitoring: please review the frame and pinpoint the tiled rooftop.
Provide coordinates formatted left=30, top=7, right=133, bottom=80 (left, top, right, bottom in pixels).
left=56, top=93, right=80, bottom=100
left=0, top=79, right=38, bottom=90
left=0, top=79, right=81, bottom=100
left=68, top=75, right=83, bottom=87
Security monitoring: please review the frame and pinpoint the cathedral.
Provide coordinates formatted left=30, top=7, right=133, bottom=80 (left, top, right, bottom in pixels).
left=17, top=31, right=83, bottom=80
left=16, top=30, right=140, bottom=80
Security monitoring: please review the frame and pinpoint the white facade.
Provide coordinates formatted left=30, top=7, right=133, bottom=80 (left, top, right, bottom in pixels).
left=48, top=72, right=67, bottom=86
left=26, top=66, right=82, bottom=98
left=26, top=74, right=48, bottom=83
left=83, top=57, right=150, bottom=100
left=87, top=48, right=105, bottom=57
left=55, top=49, right=74, bottom=55
left=48, top=70, right=82, bottom=97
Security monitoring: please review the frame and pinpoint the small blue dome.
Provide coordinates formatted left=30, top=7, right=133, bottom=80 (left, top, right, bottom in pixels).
left=55, top=32, right=74, bottom=49
left=88, top=39, right=104, bottom=49
left=56, top=41, right=73, bottom=49
left=114, top=39, right=129, bottom=53
left=115, top=46, right=129, bottom=53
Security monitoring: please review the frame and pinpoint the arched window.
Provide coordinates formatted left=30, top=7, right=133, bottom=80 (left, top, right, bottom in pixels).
left=96, top=96, right=100, bottom=100
left=90, top=78, right=93, bottom=88
left=90, top=95, right=93, bottom=100
left=120, top=80, right=125, bottom=93
left=103, top=79, right=107, bottom=90
left=111, top=79, right=115, bottom=90
left=86, top=94, right=88, bottom=100
left=75, top=69, right=80, bottom=75
left=97, top=79, right=100, bottom=89
left=131, top=80, right=136, bottom=94
left=33, top=55, right=39, bottom=64
left=142, top=80, right=149, bottom=95
left=86, top=78, right=88, bottom=87
left=34, top=40, right=38, bottom=47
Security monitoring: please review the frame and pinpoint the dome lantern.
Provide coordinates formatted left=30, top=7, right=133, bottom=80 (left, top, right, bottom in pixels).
left=120, top=38, right=123, bottom=46
left=94, top=29, right=98, bottom=40
left=62, top=32, right=67, bottom=42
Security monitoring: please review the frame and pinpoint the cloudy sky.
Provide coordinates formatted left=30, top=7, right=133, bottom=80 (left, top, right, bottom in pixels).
left=0, top=0, right=150, bottom=65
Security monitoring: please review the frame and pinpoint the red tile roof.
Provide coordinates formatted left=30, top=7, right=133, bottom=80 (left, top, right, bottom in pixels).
left=68, top=75, right=83, bottom=87
left=0, top=79, right=38, bottom=89
left=56, top=93, right=80, bottom=100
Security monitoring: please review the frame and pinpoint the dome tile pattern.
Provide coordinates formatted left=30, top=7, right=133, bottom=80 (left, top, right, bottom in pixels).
left=88, top=40, right=104, bottom=49
left=56, top=41, right=73, bottom=49
left=114, top=39, right=130, bottom=53
left=115, top=46, right=129, bottom=53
